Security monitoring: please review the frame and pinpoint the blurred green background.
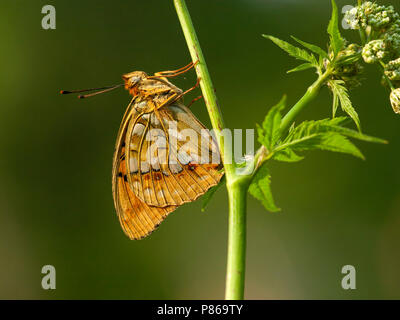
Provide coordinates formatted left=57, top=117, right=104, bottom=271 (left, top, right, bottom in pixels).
left=0, top=0, right=399, bottom=299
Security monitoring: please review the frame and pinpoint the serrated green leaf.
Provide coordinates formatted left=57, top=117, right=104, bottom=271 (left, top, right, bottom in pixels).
left=273, top=118, right=373, bottom=159
left=280, top=117, right=384, bottom=144
left=327, top=125, right=387, bottom=144
left=291, top=36, right=328, bottom=59
left=201, top=175, right=226, bottom=212
left=287, top=63, right=315, bottom=74
left=277, top=132, right=364, bottom=159
left=327, top=0, right=344, bottom=57
left=258, top=96, right=286, bottom=151
left=329, top=80, right=361, bottom=131
left=262, top=34, right=317, bottom=64
left=282, top=118, right=345, bottom=141
left=273, top=148, right=304, bottom=162
left=335, top=53, right=362, bottom=66
left=276, top=133, right=326, bottom=152
left=249, top=164, right=280, bottom=212
left=332, top=91, right=339, bottom=118
left=320, top=134, right=365, bottom=159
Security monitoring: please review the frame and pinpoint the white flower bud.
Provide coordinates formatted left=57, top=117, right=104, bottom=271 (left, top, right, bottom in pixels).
left=385, top=58, right=400, bottom=81
left=390, top=88, right=400, bottom=114
left=362, top=40, right=389, bottom=64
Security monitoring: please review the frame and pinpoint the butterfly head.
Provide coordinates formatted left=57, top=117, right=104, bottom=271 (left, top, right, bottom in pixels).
left=122, top=71, right=148, bottom=89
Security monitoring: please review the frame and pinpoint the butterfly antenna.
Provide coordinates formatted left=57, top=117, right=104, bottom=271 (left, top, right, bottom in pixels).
left=60, top=84, right=123, bottom=98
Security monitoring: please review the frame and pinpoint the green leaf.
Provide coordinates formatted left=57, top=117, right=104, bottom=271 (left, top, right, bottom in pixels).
left=249, top=164, right=280, bottom=212
left=329, top=80, right=361, bottom=131
left=287, top=63, right=315, bottom=74
left=281, top=117, right=385, bottom=144
left=272, top=148, right=304, bottom=162
left=332, top=90, right=339, bottom=118
left=327, top=125, right=387, bottom=144
left=201, top=175, right=226, bottom=212
left=277, top=132, right=364, bottom=159
left=320, top=134, right=365, bottom=159
left=262, top=34, right=317, bottom=64
left=275, top=118, right=370, bottom=159
left=276, top=133, right=326, bottom=152
left=327, top=0, right=344, bottom=57
left=335, top=53, right=362, bottom=66
left=257, top=95, right=286, bottom=151
left=282, top=118, right=345, bottom=140
left=291, top=36, right=328, bottom=59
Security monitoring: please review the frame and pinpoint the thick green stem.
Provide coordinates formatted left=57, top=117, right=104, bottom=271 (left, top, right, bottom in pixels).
left=174, top=0, right=247, bottom=300
left=280, top=70, right=331, bottom=132
left=225, top=182, right=248, bottom=300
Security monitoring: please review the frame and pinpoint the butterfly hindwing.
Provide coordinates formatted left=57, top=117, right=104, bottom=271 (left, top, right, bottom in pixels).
left=125, top=102, right=222, bottom=207
left=112, top=114, right=176, bottom=240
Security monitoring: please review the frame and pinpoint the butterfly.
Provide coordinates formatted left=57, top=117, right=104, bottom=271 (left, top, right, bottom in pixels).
left=62, top=62, right=223, bottom=239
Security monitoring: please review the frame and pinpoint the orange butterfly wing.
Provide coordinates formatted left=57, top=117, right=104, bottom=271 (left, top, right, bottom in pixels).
left=125, top=103, right=222, bottom=207
left=112, top=98, right=176, bottom=239
left=114, top=146, right=176, bottom=239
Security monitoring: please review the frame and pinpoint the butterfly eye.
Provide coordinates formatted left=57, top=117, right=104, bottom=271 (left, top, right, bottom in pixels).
left=129, top=76, right=141, bottom=86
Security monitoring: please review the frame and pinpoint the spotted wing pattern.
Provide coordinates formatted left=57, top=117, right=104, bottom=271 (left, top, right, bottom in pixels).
left=113, top=142, right=176, bottom=239
left=112, top=99, right=176, bottom=239
left=125, top=103, right=222, bottom=207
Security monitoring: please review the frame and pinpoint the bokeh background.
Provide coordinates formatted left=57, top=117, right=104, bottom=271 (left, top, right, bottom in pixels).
left=0, top=0, right=399, bottom=299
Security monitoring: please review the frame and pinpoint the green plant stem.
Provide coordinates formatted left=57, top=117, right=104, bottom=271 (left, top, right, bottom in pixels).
left=280, top=69, right=332, bottom=132
left=359, top=29, right=367, bottom=45
left=225, top=182, right=248, bottom=300
left=174, top=0, right=249, bottom=300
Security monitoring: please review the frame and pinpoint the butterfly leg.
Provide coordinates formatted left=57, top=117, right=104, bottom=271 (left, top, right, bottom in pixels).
left=187, top=95, right=203, bottom=108
left=153, top=77, right=201, bottom=106
left=181, top=76, right=201, bottom=96
left=152, top=60, right=199, bottom=79
left=154, top=61, right=193, bottom=76
left=146, top=77, right=201, bottom=112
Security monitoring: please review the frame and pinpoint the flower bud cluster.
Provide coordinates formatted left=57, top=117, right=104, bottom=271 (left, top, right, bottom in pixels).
left=362, top=39, right=390, bottom=63
left=390, top=88, right=400, bottom=114
left=345, top=1, right=400, bottom=114
left=384, top=58, right=400, bottom=81
left=345, top=2, right=400, bottom=64
left=345, top=2, right=399, bottom=31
